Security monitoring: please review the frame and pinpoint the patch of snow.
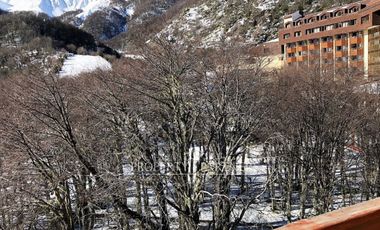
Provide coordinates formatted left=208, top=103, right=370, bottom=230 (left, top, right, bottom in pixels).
left=125, top=3, right=134, bottom=18
left=256, top=0, right=279, bottom=11
left=0, top=0, right=113, bottom=17
left=76, top=0, right=111, bottom=20
left=124, top=54, right=144, bottom=60
left=59, top=54, right=111, bottom=77
left=265, top=38, right=279, bottom=43
left=0, top=1, right=11, bottom=11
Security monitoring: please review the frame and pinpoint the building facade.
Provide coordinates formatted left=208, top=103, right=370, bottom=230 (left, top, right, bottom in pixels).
left=279, top=0, right=380, bottom=78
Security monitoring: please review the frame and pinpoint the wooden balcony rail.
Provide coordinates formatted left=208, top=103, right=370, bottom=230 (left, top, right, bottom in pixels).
left=297, top=46, right=308, bottom=52
left=321, top=42, right=333, bottom=48
left=308, top=44, right=320, bottom=50
left=278, top=198, right=380, bottom=230
left=287, top=47, right=296, bottom=53
left=350, top=37, right=363, bottom=44
left=336, top=39, right=348, bottom=46
left=297, top=56, right=307, bottom=62
left=335, top=51, right=348, bottom=58
left=350, top=48, right=364, bottom=56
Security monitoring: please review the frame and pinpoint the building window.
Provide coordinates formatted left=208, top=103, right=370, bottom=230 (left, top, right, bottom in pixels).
left=351, top=32, right=362, bottom=37
left=322, top=36, right=333, bottom=42
left=335, top=11, right=344, bottom=17
left=294, top=31, right=302, bottom=37
left=349, top=6, right=359, bottom=13
left=284, top=33, right=290, bottom=39
left=306, top=29, right=313, bottom=35
left=322, top=47, right=333, bottom=53
left=310, top=39, right=319, bottom=45
left=298, top=41, right=306, bottom=46
left=335, top=22, right=343, bottom=28
left=361, top=15, right=369, bottom=24
left=348, top=19, right=356, bottom=26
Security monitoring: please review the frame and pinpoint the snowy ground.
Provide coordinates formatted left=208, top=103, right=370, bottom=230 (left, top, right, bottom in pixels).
left=59, top=54, right=111, bottom=77
left=111, top=144, right=366, bottom=229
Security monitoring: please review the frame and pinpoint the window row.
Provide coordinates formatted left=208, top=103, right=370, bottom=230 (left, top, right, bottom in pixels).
left=283, top=16, right=368, bottom=39
left=284, top=5, right=365, bottom=28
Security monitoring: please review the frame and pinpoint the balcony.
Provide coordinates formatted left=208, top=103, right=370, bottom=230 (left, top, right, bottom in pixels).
left=308, top=44, right=320, bottom=50
left=297, top=46, right=308, bottom=52
left=350, top=48, right=364, bottom=56
left=336, top=51, right=348, bottom=58
left=321, top=42, right=333, bottom=48
left=287, top=57, right=297, bottom=63
left=297, top=56, right=307, bottom=62
left=279, top=198, right=380, bottom=230
left=287, top=47, right=296, bottom=53
left=336, top=39, right=348, bottom=46
left=350, top=37, right=363, bottom=44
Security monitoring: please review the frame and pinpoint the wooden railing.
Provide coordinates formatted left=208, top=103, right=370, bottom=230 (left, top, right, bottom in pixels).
left=278, top=198, right=380, bottom=230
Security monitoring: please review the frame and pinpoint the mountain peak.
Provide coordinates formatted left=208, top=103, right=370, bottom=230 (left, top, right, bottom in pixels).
left=0, top=0, right=114, bottom=17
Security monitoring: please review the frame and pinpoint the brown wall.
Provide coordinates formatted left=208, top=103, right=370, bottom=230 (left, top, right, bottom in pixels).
left=279, top=198, right=380, bottom=230
left=279, top=0, right=380, bottom=45
left=250, top=41, right=281, bottom=56
left=368, top=27, right=380, bottom=77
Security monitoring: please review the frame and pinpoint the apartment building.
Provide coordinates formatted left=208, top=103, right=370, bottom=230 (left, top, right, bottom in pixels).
left=279, top=0, right=380, bottom=78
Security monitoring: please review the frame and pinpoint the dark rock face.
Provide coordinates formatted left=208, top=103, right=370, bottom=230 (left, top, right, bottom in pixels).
left=82, top=9, right=128, bottom=41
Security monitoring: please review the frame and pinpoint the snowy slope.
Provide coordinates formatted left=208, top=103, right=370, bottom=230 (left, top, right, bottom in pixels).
left=0, top=1, right=11, bottom=10
left=0, top=0, right=113, bottom=17
left=59, top=54, right=111, bottom=77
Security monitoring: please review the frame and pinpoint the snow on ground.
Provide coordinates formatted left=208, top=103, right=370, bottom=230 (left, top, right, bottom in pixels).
left=102, top=144, right=366, bottom=229
left=59, top=54, right=111, bottom=77
left=256, top=0, right=279, bottom=11
left=265, top=38, right=279, bottom=43
left=360, top=81, right=380, bottom=94
left=0, top=0, right=115, bottom=17
left=76, top=0, right=111, bottom=20
left=123, top=54, right=144, bottom=60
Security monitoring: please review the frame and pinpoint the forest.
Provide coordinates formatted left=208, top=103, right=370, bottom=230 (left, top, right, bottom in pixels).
left=0, top=40, right=379, bottom=229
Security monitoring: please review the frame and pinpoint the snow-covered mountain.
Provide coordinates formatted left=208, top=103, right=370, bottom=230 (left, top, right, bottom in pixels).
left=0, top=0, right=136, bottom=40
left=0, top=0, right=116, bottom=18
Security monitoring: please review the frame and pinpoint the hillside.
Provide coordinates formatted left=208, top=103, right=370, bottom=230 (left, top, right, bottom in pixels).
left=157, top=0, right=359, bottom=47
left=0, top=11, right=118, bottom=77
left=0, top=0, right=359, bottom=48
